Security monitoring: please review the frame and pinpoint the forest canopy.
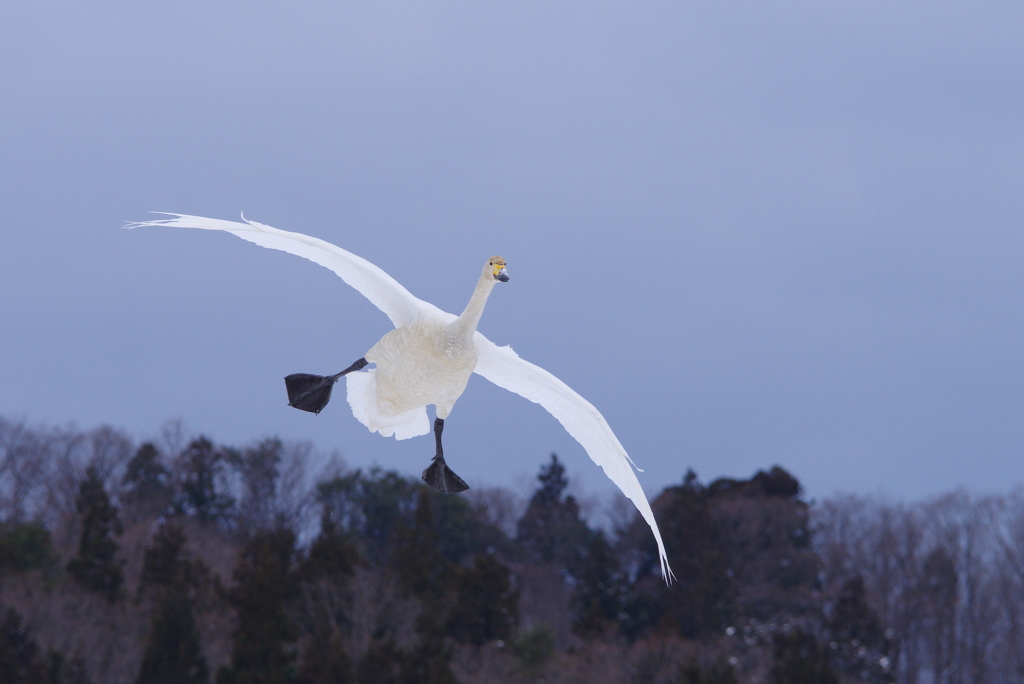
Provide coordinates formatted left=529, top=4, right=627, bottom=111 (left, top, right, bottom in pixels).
left=1, top=416, right=1022, bottom=684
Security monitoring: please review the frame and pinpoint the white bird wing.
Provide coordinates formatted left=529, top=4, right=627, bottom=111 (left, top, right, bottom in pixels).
left=126, top=213, right=432, bottom=328
left=473, top=334, right=674, bottom=583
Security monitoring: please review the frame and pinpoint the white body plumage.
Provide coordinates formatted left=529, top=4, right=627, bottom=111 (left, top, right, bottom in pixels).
left=351, top=311, right=476, bottom=440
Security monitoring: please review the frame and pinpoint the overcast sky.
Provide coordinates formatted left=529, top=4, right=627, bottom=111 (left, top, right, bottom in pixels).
left=1, top=2, right=1022, bottom=505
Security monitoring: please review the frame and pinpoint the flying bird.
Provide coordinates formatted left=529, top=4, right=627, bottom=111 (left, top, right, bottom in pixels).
left=130, top=213, right=673, bottom=582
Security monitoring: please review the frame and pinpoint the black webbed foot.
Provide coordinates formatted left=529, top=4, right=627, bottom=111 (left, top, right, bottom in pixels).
left=421, top=456, right=470, bottom=495
left=421, top=417, right=468, bottom=493
left=284, top=373, right=336, bottom=414
left=285, top=358, right=367, bottom=414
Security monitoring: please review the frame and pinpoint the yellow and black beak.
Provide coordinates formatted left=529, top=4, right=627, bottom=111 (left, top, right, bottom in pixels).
left=493, top=263, right=509, bottom=282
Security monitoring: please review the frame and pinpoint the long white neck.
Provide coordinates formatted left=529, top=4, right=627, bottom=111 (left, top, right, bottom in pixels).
left=448, top=263, right=498, bottom=341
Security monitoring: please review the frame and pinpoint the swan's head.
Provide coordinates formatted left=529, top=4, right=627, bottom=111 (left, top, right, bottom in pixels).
left=488, top=256, right=509, bottom=282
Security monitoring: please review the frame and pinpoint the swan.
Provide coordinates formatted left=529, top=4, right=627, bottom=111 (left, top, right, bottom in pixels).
left=129, top=213, right=673, bottom=582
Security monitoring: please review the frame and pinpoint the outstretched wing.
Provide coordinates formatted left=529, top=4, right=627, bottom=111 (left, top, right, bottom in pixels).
left=126, top=213, right=432, bottom=328
left=473, top=334, right=674, bottom=583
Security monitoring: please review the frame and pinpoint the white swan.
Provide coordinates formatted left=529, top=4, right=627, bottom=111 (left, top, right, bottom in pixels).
left=129, top=213, right=673, bottom=582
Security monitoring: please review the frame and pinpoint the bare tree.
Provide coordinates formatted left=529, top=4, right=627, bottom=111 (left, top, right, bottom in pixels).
left=231, top=437, right=315, bottom=538
left=813, top=491, right=1024, bottom=684
left=816, top=496, right=928, bottom=684
left=0, top=418, right=50, bottom=523
left=992, top=488, right=1024, bottom=683
left=83, top=425, right=134, bottom=492
left=467, top=486, right=524, bottom=540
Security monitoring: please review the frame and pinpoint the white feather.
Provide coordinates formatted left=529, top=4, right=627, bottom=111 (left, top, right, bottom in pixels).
left=128, top=212, right=674, bottom=582
left=127, top=213, right=433, bottom=328
left=346, top=368, right=431, bottom=440
left=473, top=337, right=674, bottom=582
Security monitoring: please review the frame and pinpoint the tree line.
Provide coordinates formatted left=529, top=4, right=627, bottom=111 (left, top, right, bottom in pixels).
left=1, top=416, right=1023, bottom=683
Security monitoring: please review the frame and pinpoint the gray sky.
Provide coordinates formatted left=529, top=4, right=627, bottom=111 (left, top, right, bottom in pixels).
left=2, top=1, right=1022, bottom=503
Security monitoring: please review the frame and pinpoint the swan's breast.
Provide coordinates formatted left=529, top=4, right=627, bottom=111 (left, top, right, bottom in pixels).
left=365, top=315, right=479, bottom=415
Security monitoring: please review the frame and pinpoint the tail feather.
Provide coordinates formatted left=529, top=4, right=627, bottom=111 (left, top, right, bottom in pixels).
left=345, top=369, right=430, bottom=440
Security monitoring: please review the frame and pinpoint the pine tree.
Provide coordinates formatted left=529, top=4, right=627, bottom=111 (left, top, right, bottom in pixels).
left=0, top=521, right=54, bottom=573
left=316, top=468, right=421, bottom=565
left=619, top=470, right=731, bottom=640
left=137, top=586, right=209, bottom=684
left=234, top=438, right=283, bottom=534
left=770, top=629, right=838, bottom=684
left=355, top=640, right=401, bottom=684
left=389, top=488, right=452, bottom=601
left=827, top=575, right=892, bottom=682
left=44, top=652, right=91, bottom=684
left=295, top=624, right=352, bottom=684
left=294, top=515, right=358, bottom=684
left=447, top=552, right=518, bottom=645
left=0, top=606, right=91, bottom=684
left=66, top=466, right=123, bottom=602
left=397, top=640, right=457, bottom=684
left=385, top=490, right=458, bottom=683
left=296, top=515, right=357, bottom=583
left=174, top=437, right=234, bottom=522
left=516, top=454, right=591, bottom=572
left=141, top=522, right=188, bottom=587
left=680, top=659, right=738, bottom=684
left=137, top=523, right=210, bottom=684
left=920, top=546, right=958, bottom=683
left=570, top=530, right=625, bottom=638
left=0, top=606, right=43, bottom=683
left=217, top=528, right=298, bottom=684
left=122, top=443, right=172, bottom=517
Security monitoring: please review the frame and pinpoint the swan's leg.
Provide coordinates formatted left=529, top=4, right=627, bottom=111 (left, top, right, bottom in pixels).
left=421, top=418, right=470, bottom=494
left=285, top=358, right=368, bottom=414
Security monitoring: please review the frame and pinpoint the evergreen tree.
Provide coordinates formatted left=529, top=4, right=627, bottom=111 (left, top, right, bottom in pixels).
left=919, top=546, right=958, bottom=683
left=233, top=438, right=282, bottom=534
left=829, top=576, right=881, bottom=645
left=0, top=606, right=90, bottom=684
left=620, top=470, right=731, bottom=640
left=174, top=437, right=235, bottom=522
left=512, top=626, right=555, bottom=676
left=389, top=488, right=453, bottom=601
left=122, top=443, right=172, bottom=516
left=296, top=515, right=357, bottom=583
left=570, top=530, right=625, bottom=638
left=827, top=575, right=892, bottom=682
left=680, top=659, right=738, bottom=684
left=217, top=527, right=298, bottom=684
left=706, top=466, right=818, bottom=621
left=294, top=515, right=358, bottom=684
left=141, top=522, right=188, bottom=587
left=770, top=629, right=838, bottom=684
left=0, top=606, right=43, bottom=683
left=316, top=467, right=504, bottom=569
left=355, top=640, right=401, bottom=684
left=316, top=469, right=421, bottom=565
left=137, top=586, right=209, bottom=684
left=295, top=626, right=352, bottom=684
left=516, top=454, right=591, bottom=572
left=385, top=490, right=458, bottom=683
left=0, top=521, right=55, bottom=573
left=396, top=640, right=457, bottom=684
left=137, top=523, right=209, bottom=684
left=447, top=552, right=518, bottom=645
left=43, top=652, right=91, bottom=684
left=66, top=466, right=123, bottom=602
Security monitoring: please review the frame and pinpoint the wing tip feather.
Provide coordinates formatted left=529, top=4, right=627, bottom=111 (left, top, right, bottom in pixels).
left=661, top=555, right=676, bottom=585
